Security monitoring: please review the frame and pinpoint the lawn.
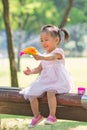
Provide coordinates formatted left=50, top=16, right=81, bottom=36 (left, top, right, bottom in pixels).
left=1, top=115, right=87, bottom=130
left=0, top=57, right=87, bottom=130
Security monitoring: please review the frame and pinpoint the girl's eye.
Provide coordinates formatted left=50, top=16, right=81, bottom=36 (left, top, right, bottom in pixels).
left=40, top=39, right=48, bottom=42
left=40, top=40, right=43, bottom=42
left=45, top=39, right=48, bottom=41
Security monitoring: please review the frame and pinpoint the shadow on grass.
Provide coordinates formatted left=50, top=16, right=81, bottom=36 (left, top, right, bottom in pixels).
left=53, top=121, right=87, bottom=130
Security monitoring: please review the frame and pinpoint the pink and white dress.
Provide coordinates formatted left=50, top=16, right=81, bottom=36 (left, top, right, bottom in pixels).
left=20, top=48, right=74, bottom=99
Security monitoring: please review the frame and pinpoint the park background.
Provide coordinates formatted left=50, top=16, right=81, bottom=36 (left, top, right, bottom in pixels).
left=0, top=0, right=87, bottom=130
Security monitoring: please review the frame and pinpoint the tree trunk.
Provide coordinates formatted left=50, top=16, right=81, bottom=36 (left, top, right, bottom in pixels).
left=59, top=0, right=74, bottom=28
left=2, top=0, right=19, bottom=87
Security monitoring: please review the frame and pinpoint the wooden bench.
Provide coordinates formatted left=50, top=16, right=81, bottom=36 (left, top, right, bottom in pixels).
left=0, top=87, right=87, bottom=122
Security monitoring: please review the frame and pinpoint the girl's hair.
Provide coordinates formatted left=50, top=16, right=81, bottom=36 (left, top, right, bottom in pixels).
left=41, top=24, right=70, bottom=42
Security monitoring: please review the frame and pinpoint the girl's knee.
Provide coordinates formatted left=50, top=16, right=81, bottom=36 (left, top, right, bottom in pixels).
left=29, top=96, right=37, bottom=102
left=47, top=91, right=56, bottom=98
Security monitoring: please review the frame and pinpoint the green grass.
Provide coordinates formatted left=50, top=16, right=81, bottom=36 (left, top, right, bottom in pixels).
left=0, top=114, right=30, bottom=119
left=0, top=57, right=87, bottom=130
left=1, top=117, right=87, bottom=130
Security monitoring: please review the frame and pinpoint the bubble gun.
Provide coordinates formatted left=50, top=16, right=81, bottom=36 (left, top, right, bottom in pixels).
left=20, top=46, right=38, bottom=56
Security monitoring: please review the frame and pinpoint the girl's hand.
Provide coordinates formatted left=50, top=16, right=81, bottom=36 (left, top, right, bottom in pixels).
left=23, top=67, right=32, bottom=75
left=33, top=53, right=43, bottom=60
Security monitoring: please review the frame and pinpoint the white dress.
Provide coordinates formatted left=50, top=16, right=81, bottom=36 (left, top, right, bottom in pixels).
left=20, top=48, right=74, bottom=99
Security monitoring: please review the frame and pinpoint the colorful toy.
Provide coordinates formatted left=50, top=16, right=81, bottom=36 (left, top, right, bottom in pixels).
left=20, top=46, right=38, bottom=56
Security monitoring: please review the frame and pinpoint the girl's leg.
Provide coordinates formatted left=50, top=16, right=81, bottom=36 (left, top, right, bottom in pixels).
left=29, top=97, right=40, bottom=117
left=28, top=97, right=43, bottom=128
left=47, top=91, right=57, bottom=117
left=44, top=91, right=57, bottom=124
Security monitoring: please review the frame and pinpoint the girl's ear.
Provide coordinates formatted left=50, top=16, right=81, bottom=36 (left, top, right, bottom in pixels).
left=55, top=37, right=59, bottom=43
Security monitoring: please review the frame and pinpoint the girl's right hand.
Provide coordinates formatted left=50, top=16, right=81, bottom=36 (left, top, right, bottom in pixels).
left=23, top=67, right=32, bottom=75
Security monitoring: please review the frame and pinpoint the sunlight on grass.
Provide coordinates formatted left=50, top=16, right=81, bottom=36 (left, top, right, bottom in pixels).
left=0, top=117, right=87, bottom=130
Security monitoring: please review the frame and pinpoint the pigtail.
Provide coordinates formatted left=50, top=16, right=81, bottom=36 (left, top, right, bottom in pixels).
left=41, top=24, right=70, bottom=43
left=61, top=28, right=70, bottom=40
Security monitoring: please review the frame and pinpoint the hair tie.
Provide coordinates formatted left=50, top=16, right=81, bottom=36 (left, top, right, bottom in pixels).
left=59, top=28, right=62, bottom=31
left=57, top=28, right=61, bottom=33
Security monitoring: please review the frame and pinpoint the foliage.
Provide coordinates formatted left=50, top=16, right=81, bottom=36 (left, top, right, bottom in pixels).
left=69, top=8, right=87, bottom=24
left=0, top=0, right=87, bottom=57
left=0, top=0, right=87, bottom=31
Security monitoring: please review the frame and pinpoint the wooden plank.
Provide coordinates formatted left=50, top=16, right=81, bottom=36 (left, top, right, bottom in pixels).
left=0, top=87, right=87, bottom=122
left=0, top=87, right=82, bottom=106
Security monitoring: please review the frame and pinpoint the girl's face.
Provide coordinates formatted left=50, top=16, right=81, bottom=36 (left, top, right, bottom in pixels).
left=40, top=32, right=59, bottom=52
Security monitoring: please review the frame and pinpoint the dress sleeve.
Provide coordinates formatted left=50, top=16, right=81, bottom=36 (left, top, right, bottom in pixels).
left=53, top=48, right=65, bottom=58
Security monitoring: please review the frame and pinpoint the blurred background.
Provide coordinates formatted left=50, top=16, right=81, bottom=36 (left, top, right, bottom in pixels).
left=0, top=0, right=87, bottom=90
left=0, top=1, right=87, bottom=130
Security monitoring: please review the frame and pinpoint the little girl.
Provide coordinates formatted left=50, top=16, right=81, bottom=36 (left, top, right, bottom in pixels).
left=20, top=24, right=73, bottom=128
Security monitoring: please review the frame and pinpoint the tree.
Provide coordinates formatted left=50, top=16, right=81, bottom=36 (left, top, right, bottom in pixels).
left=2, top=0, right=19, bottom=87
left=59, top=0, right=74, bottom=27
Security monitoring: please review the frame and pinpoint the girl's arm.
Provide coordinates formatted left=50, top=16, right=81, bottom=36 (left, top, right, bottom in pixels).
left=33, top=53, right=62, bottom=61
left=31, top=63, right=42, bottom=74
left=24, top=63, right=42, bottom=75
